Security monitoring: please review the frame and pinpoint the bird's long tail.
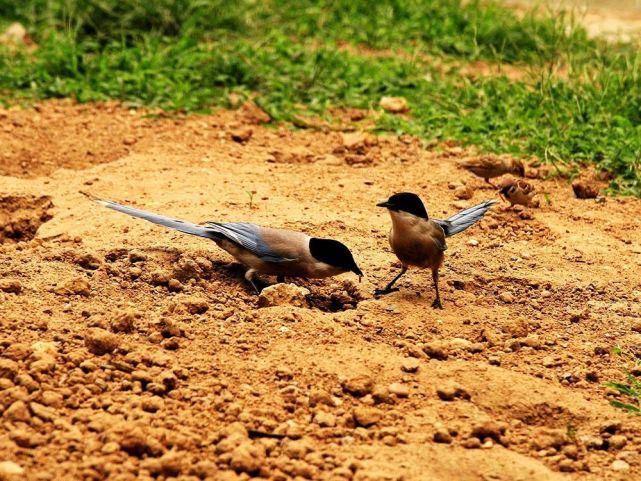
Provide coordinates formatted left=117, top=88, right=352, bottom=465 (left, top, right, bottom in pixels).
left=93, top=198, right=214, bottom=239
left=438, top=199, right=498, bottom=237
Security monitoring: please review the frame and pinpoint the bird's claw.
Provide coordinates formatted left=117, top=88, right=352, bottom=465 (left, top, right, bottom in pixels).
left=374, top=287, right=400, bottom=297
left=431, top=298, right=443, bottom=309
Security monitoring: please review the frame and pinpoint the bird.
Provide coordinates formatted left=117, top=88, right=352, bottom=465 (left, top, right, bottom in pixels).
left=460, top=155, right=525, bottom=186
left=375, top=193, right=497, bottom=308
left=498, top=177, right=537, bottom=207
left=91, top=198, right=363, bottom=294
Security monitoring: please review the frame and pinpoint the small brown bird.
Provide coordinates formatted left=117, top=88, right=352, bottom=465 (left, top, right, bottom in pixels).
left=460, top=155, right=525, bottom=186
left=498, top=177, right=536, bottom=207
left=376, top=193, right=497, bottom=308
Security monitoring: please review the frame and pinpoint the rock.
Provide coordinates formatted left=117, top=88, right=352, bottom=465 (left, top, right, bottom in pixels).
left=142, top=450, right=184, bottom=476
left=141, top=396, right=164, bottom=413
left=29, top=402, right=56, bottom=421
left=342, top=375, right=374, bottom=397
left=229, top=441, right=265, bottom=474
left=3, top=344, right=31, bottom=361
left=499, top=292, right=515, bottom=303
left=54, top=277, right=90, bottom=296
left=282, top=439, right=312, bottom=459
left=10, top=428, right=42, bottom=448
left=4, top=400, right=30, bottom=422
left=176, top=295, right=209, bottom=314
left=340, top=132, right=378, bottom=153
left=371, top=384, right=392, bottom=404
left=110, top=310, right=139, bottom=333
left=118, top=425, right=164, bottom=457
left=129, top=251, right=147, bottom=263
left=611, top=460, right=630, bottom=471
left=0, top=461, right=24, bottom=477
left=379, top=96, right=409, bottom=113
left=0, top=359, right=19, bottom=380
left=76, top=253, right=101, bottom=270
left=436, top=382, right=470, bottom=401
left=230, top=126, right=253, bottom=143
left=463, top=437, right=482, bottom=449
left=308, top=388, right=333, bottom=407
left=609, top=434, right=627, bottom=449
left=471, top=421, right=507, bottom=443
left=258, top=283, right=310, bottom=308
left=353, top=407, right=382, bottom=427
left=433, top=429, right=452, bottom=444
left=400, top=358, right=419, bottom=373
left=454, top=185, right=473, bottom=200
left=314, top=411, right=336, bottom=428
left=572, top=180, right=599, bottom=199
left=0, top=279, right=22, bottom=294
left=85, top=328, right=120, bottom=355
left=167, top=278, right=183, bottom=292
left=422, top=341, right=449, bottom=360
left=387, top=383, right=409, bottom=398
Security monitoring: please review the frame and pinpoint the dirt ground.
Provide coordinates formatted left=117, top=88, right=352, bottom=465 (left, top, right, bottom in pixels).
left=1, top=100, right=641, bottom=481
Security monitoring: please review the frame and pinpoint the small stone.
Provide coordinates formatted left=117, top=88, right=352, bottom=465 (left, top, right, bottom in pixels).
left=176, top=295, right=209, bottom=314
left=371, top=384, right=392, bottom=404
left=387, top=383, right=409, bottom=398
left=282, top=439, right=311, bottom=459
left=400, top=358, right=420, bottom=373
left=342, top=375, right=374, bottom=397
left=499, top=292, right=515, bottom=303
left=0, top=461, right=24, bottom=476
left=467, top=239, right=479, bottom=247
left=257, top=283, right=310, bottom=308
left=230, top=126, right=253, bottom=143
left=433, top=429, right=452, bottom=444
left=76, top=253, right=102, bottom=270
left=230, top=441, right=265, bottom=474
left=379, top=96, right=409, bottom=113
left=129, top=251, right=147, bottom=263
left=436, top=382, right=470, bottom=401
left=611, top=460, right=630, bottom=471
left=29, top=402, right=56, bottom=421
left=167, top=278, right=183, bottom=292
left=353, top=407, right=382, bottom=427
left=110, top=310, right=139, bottom=333
left=54, top=277, right=90, bottom=296
left=0, top=279, right=22, bottom=294
left=463, top=437, right=481, bottom=449
left=454, top=185, right=473, bottom=200
left=572, top=180, right=599, bottom=199
left=4, top=400, right=30, bottom=422
left=609, top=434, right=627, bottom=449
left=141, top=396, right=164, bottom=413
left=3, top=344, right=31, bottom=361
left=423, top=341, right=449, bottom=360
left=471, top=421, right=507, bottom=443
left=558, top=459, right=575, bottom=472
left=314, top=411, right=336, bottom=428
left=85, top=328, right=120, bottom=355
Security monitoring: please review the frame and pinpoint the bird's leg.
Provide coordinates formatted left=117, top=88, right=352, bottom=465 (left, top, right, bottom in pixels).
left=431, top=269, right=443, bottom=309
left=375, top=265, right=408, bottom=296
left=244, top=269, right=262, bottom=295
left=276, top=276, right=285, bottom=284
left=484, top=178, right=497, bottom=188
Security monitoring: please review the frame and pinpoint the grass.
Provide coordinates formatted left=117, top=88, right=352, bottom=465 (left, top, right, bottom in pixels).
left=607, top=347, right=641, bottom=415
left=1, top=0, right=640, bottom=194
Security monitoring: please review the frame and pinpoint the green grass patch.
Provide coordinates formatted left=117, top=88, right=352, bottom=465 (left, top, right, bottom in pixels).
left=1, top=1, right=640, bottom=194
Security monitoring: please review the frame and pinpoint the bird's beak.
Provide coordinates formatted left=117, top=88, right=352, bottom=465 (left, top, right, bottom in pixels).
left=376, top=200, right=392, bottom=208
left=352, top=266, right=364, bottom=282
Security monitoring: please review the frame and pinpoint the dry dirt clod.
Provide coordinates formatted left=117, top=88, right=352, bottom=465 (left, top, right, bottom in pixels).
left=342, top=375, right=375, bottom=397
left=54, top=277, right=91, bottom=296
left=0, top=461, right=24, bottom=477
left=85, top=328, right=120, bottom=355
left=436, top=382, right=470, bottom=401
left=400, top=358, right=420, bottom=373
left=230, top=126, right=253, bottom=143
left=572, top=179, right=600, bottom=199
left=0, top=279, right=22, bottom=294
left=257, top=283, right=310, bottom=308
left=4, top=400, right=30, bottom=422
left=353, top=407, right=382, bottom=427
left=229, top=441, right=266, bottom=474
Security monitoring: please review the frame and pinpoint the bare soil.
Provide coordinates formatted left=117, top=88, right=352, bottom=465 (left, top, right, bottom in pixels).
left=1, top=100, right=641, bottom=481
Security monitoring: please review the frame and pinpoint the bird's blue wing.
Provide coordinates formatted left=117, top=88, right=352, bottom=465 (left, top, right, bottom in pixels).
left=434, top=200, right=497, bottom=237
left=205, top=222, right=296, bottom=263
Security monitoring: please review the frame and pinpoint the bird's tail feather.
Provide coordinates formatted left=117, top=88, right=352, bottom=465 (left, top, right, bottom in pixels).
left=443, top=199, right=497, bottom=236
left=95, top=199, right=213, bottom=238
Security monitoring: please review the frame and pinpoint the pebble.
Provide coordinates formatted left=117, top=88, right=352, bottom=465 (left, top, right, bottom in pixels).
left=611, top=460, right=630, bottom=471
left=257, top=283, right=310, bottom=308
left=387, top=383, right=409, bottom=398
left=4, top=400, right=30, bottom=422
left=499, top=292, right=515, bottom=303
left=609, top=434, right=627, bottom=449
left=353, top=407, right=382, bottom=427
left=400, top=358, right=419, bottom=373
left=230, top=126, right=253, bottom=143
left=342, top=375, right=374, bottom=397
left=110, top=310, right=139, bottom=333
left=379, top=96, right=409, bottom=114
left=422, top=341, right=449, bottom=360
left=314, top=411, right=336, bottom=428
left=229, top=442, right=265, bottom=474
left=436, top=382, right=470, bottom=401
left=85, top=328, right=120, bottom=355
left=0, top=279, right=22, bottom=294
left=433, top=429, right=452, bottom=444
left=54, top=277, right=91, bottom=296
left=463, top=437, right=481, bottom=449
left=0, top=461, right=24, bottom=476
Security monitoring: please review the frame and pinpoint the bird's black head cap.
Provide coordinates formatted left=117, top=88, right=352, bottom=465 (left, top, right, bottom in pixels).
left=377, top=192, right=428, bottom=219
left=309, top=238, right=363, bottom=277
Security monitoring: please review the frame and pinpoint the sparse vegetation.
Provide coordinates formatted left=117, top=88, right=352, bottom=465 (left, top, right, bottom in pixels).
left=1, top=0, right=640, bottom=194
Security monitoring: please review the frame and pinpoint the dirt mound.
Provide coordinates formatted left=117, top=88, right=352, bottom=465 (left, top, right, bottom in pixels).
left=0, top=194, right=53, bottom=243
left=1, top=101, right=641, bottom=480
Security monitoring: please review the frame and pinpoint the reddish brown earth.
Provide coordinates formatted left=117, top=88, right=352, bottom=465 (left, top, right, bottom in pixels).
left=1, top=100, right=641, bottom=481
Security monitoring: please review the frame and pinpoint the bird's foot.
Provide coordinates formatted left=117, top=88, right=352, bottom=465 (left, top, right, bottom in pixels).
left=374, top=287, right=400, bottom=297
left=431, top=298, right=443, bottom=309
left=276, top=276, right=285, bottom=284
